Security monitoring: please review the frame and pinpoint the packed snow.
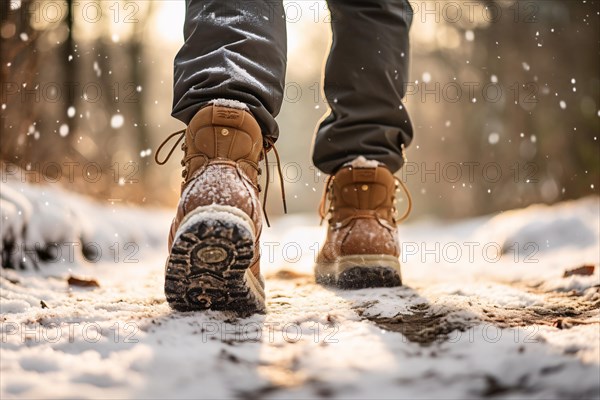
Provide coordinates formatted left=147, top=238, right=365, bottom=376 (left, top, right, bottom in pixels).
left=348, top=156, right=381, bottom=169
left=1, top=177, right=599, bottom=399
left=208, top=99, right=250, bottom=111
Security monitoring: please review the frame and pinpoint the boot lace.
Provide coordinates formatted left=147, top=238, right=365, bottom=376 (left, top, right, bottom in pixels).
left=261, top=137, right=287, bottom=226
left=155, top=130, right=287, bottom=227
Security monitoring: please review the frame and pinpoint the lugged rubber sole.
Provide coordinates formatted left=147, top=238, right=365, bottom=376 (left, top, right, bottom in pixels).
left=315, top=255, right=402, bottom=289
left=164, top=206, right=265, bottom=316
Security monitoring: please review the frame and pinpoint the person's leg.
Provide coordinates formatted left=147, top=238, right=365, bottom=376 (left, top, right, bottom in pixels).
left=172, top=0, right=287, bottom=140
left=161, top=0, right=287, bottom=315
left=315, top=0, right=414, bottom=289
left=313, top=0, right=413, bottom=174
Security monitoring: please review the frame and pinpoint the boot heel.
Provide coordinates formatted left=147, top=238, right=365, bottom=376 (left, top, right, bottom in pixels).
left=164, top=205, right=264, bottom=315
left=316, top=255, right=402, bottom=289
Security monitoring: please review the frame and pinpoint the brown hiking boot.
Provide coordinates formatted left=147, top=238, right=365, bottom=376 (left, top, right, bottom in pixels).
left=156, top=101, right=270, bottom=315
left=316, top=160, right=411, bottom=289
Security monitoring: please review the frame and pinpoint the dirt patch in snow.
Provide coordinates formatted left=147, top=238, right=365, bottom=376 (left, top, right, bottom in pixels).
left=362, top=286, right=600, bottom=345
left=481, top=289, right=599, bottom=327
left=364, top=310, right=472, bottom=345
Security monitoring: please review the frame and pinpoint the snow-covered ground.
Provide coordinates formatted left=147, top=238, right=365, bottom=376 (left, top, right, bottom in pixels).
left=1, top=178, right=599, bottom=399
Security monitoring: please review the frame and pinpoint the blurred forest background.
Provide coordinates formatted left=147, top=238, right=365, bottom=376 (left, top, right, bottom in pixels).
left=1, top=0, right=598, bottom=220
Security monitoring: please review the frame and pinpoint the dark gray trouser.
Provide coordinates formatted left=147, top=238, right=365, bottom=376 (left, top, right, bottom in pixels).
left=172, top=0, right=413, bottom=174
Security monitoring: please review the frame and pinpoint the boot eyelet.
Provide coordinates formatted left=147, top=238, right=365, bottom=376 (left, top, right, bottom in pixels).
left=221, top=128, right=229, bottom=136
left=361, top=184, right=369, bottom=191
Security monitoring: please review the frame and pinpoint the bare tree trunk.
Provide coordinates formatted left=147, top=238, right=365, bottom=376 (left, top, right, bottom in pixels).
left=1, top=0, right=39, bottom=163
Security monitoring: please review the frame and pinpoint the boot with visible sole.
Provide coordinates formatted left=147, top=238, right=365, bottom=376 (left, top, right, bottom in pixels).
left=157, top=101, right=266, bottom=316
left=316, top=162, right=407, bottom=289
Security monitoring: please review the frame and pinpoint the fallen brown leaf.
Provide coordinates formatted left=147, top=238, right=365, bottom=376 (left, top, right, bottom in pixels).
left=67, top=275, right=100, bottom=288
left=563, top=265, right=596, bottom=278
left=269, top=269, right=309, bottom=280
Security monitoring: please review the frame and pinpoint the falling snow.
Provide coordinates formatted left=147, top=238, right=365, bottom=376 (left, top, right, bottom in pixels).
left=488, top=132, right=500, bottom=145
left=110, top=114, right=124, bottom=129
left=93, top=61, right=102, bottom=77
left=140, top=149, right=152, bottom=158
left=59, top=124, right=69, bottom=137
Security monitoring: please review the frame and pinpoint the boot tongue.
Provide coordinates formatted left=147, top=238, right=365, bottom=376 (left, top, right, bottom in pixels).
left=211, top=105, right=247, bottom=127
left=335, top=165, right=390, bottom=188
left=175, top=104, right=264, bottom=191
left=351, top=166, right=380, bottom=183
left=333, top=165, right=395, bottom=212
left=186, top=104, right=263, bottom=164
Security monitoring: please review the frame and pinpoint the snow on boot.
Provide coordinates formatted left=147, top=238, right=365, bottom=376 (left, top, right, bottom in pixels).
left=156, top=101, right=268, bottom=315
left=316, top=160, right=411, bottom=289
